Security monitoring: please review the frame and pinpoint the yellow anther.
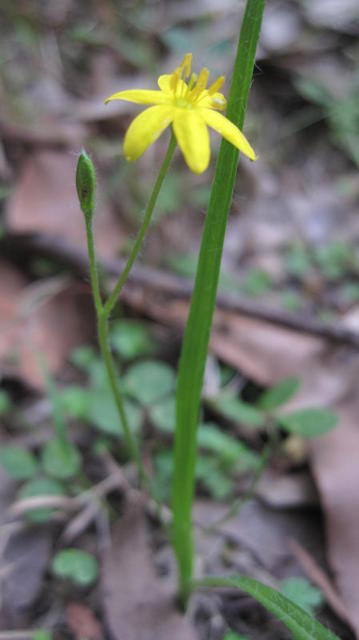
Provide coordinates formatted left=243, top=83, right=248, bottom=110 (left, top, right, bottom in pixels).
left=187, top=72, right=198, bottom=94
left=191, top=67, right=209, bottom=100
left=181, top=53, right=192, bottom=78
left=208, top=75, right=225, bottom=95
left=170, top=71, right=179, bottom=92
left=196, top=68, right=209, bottom=90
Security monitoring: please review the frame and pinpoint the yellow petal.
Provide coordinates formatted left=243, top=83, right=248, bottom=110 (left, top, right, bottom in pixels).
left=158, top=74, right=186, bottom=96
left=123, top=105, right=174, bottom=161
left=173, top=109, right=210, bottom=174
left=105, top=89, right=170, bottom=106
left=197, top=91, right=227, bottom=111
left=201, top=109, right=257, bottom=160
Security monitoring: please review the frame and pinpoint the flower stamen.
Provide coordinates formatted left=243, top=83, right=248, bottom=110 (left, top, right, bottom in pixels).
left=208, top=75, right=225, bottom=95
left=191, top=67, right=209, bottom=101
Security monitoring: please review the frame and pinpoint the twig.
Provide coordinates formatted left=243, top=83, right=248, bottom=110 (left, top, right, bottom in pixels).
left=289, top=539, right=352, bottom=626
left=2, top=233, right=359, bottom=349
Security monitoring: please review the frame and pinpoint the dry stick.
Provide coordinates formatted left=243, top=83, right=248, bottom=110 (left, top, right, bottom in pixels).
left=3, top=233, right=359, bottom=349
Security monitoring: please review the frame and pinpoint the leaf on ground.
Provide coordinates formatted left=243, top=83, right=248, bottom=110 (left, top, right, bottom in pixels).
left=210, top=311, right=325, bottom=387
left=52, top=549, right=98, bottom=587
left=42, top=439, right=81, bottom=479
left=1, top=527, right=52, bottom=626
left=0, top=446, right=39, bottom=480
left=6, top=150, right=126, bottom=258
left=19, top=477, right=65, bottom=523
left=195, top=499, right=325, bottom=578
left=257, top=377, right=300, bottom=412
left=101, top=503, right=198, bottom=640
left=66, top=602, right=104, bottom=640
left=0, top=263, right=94, bottom=388
left=123, top=360, right=176, bottom=406
left=278, top=408, right=338, bottom=438
left=310, top=401, right=359, bottom=636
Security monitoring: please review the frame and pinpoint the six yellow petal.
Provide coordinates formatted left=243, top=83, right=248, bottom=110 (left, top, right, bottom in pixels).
left=105, top=89, right=170, bottom=106
left=173, top=109, right=210, bottom=174
left=201, top=108, right=257, bottom=161
left=123, top=105, right=174, bottom=161
left=105, top=53, right=257, bottom=173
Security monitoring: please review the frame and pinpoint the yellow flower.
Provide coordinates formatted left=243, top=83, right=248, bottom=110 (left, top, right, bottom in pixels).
left=105, top=53, right=257, bottom=174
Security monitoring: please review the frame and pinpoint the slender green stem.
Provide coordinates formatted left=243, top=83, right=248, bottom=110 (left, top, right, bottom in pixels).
left=85, top=219, right=103, bottom=316
left=85, top=134, right=177, bottom=490
left=97, top=311, right=147, bottom=483
left=85, top=219, right=144, bottom=478
left=172, top=0, right=266, bottom=607
left=103, top=131, right=177, bottom=319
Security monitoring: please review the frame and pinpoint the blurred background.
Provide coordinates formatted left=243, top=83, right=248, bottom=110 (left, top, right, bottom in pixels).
left=0, top=1, right=359, bottom=639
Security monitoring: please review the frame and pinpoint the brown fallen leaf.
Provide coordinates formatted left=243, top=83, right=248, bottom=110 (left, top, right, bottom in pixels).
left=101, top=503, right=198, bottom=640
left=0, top=262, right=94, bottom=388
left=66, top=602, right=104, bottom=640
left=0, top=526, right=52, bottom=628
left=310, top=400, right=359, bottom=637
left=210, top=310, right=326, bottom=386
left=6, top=150, right=126, bottom=259
left=195, top=499, right=325, bottom=578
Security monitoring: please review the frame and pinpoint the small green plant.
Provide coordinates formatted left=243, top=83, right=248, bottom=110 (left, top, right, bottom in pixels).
left=281, top=577, right=323, bottom=616
left=295, top=73, right=359, bottom=167
left=0, top=366, right=82, bottom=523
left=52, top=549, right=99, bottom=587
left=32, top=631, right=52, bottom=640
left=75, top=0, right=339, bottom=636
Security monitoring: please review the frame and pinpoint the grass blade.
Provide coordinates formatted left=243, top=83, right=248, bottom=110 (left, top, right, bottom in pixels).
left=194, top=576, right=340, bottom=640
left=172, top=0, right=266, bottom=605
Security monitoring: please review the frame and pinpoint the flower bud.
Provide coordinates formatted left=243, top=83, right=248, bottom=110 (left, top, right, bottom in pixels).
left=76, top=151, right=96, bottom=223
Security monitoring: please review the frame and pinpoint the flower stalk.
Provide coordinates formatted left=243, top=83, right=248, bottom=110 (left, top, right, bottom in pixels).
left=77, top=139, right=176, bottom=488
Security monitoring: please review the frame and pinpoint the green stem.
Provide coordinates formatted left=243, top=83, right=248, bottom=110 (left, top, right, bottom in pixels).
left=86, top=219, right=144, bottom=478
left=85, top=133, right=177, bottom=489
left=172, top=0, right=266, bottom=608
left=85, top=219, right=103, bottom=316
left=97, top=310, right=147, bottom=483
left=103, top=131, right=177, bottom=319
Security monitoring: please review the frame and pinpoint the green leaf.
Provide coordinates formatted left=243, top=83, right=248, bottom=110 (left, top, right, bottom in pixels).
left=281, top=577, right=323, bottom=616
left=150, top=396, right=175, bottom=432
left=60, top=386, right=90, bottom=420
left=212, top=395, right=264, bottom=428
left=197, top=423, right=258, bottom=469
left=239, top=269, right=272, bottom=297
left=0, top=446, right=39, bottom=480
left=257, top=377, right=300, bottom=412
left=314, top=241, right=355, bottom=281
left=19, top=477, right=65, bottom=523
left=172, top=0, right=266, bottom=604
left=42, top=439, right=81, bottom=479
left=111, top=320, right=155, bottom=360
left=123, top=360, right=176, bottom=406
left=278, top=408, right=338, bottom=438
left=285, top=244, right=313, bottom=278
left=295, top=77, right=330, bottom=107
left=88, top=391, right=142, bottom=436
left=223, top=633, right=249, bottom=640
left=196, top=456, right=233, bottom=499
left=52, top=549, right=98, bottom=587
left=70, top=345, right=97, bottom=370
left=0, top=390, right=11, bottom=416
left=195, top=576, right=339, bottom=640
left=32, top=632, right=52, bottom=640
